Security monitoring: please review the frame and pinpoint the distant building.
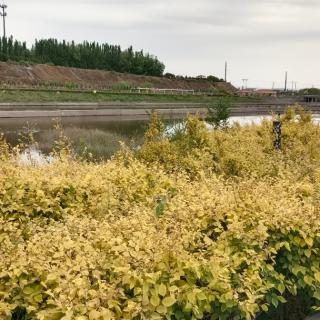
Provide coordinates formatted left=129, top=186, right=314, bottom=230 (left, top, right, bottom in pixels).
left=256, top=89, right=277, bottom=97
left=238, top=89, right=255, bottom=97
left=303, top=95, right=320, bottom=103
left=238, top=88, right=277, bottom=97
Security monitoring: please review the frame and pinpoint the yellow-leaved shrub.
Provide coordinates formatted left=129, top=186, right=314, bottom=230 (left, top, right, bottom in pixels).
left=0, top=108, right=320, bottom=319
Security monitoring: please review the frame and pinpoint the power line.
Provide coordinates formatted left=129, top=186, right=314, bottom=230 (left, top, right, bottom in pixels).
left=0, top=4, right=7, bottom=38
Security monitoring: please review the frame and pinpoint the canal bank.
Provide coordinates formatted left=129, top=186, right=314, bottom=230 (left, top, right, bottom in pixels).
left=0, top=100, right=320, bottom=119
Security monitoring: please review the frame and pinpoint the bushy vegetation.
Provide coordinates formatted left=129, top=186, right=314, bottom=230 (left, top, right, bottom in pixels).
left=163, top=74, right=224, bottom=83
left=206, top=99, right=231, bottom=129
left=298, top=88, right=320, bottom=95
left=0, top=37, right=165, bottom=76
left=1, top=107, right=320, bottom=320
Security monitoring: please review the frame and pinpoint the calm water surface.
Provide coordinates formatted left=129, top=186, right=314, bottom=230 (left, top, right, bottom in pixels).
left=1, top=114, right=319, bottom=162
left=0, top=115, right=271, bottom=144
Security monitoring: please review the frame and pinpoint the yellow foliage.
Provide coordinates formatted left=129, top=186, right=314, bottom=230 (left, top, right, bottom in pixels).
left=1, top=112, right=320, bottom=319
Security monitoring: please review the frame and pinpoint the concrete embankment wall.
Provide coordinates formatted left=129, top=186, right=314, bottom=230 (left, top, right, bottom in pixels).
left=0, top=103, right=204, bottom=120
left=0, top=99, right=319, bottom=119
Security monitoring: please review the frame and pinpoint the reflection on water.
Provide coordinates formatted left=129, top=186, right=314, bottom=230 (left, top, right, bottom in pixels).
left=0, top=116, right=148, bottom=146
left=0, top=117, right=149, bottom=160
left=1, top=114, right=320, bottom=161
left=19, top=146, right=53, bottom=166
left=229, top=115, right=272, bottom=126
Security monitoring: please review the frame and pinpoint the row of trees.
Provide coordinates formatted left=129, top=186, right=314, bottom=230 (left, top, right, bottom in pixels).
left=164, top=73, right=224, bottom=82
left=299, top=88, right=320, bottom=95
left=0, top=37, right=165, bottom=76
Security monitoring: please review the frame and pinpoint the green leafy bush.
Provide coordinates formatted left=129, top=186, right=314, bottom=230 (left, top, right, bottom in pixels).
left=206, top=99, right=231, bottom=129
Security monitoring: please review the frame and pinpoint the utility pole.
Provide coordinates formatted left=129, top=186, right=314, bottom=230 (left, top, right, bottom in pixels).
left=0, top=4, right=7, bottom=38
left=284, top=71, right=288, bottom=92
left=224, top=61, right=227, bottom=82
left=241, top=78, right=248, bottom=90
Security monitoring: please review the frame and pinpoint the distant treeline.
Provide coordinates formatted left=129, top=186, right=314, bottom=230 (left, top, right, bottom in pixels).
left=0, top=37, right=165, bottom=76
left=299, top=88, right=320, bottom=95
left=164, top=73, right=224, bottom=82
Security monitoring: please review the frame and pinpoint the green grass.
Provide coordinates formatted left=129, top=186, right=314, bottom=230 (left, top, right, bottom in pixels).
left=0, top=89, right=250, bottom=104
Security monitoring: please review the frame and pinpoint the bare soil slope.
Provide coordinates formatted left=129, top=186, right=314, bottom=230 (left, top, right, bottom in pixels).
left=0, top=62, right=236, bottom=93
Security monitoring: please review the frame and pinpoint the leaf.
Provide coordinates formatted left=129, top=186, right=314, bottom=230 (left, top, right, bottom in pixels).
left=277, top=283, right=285, bottom=294
left=304, top=275, right=313, bottom=286
left=305, top=237, right=314, bottom=247
left=313, top=290, right=320, bottom=301
left=284, top=242, right=291, bottom=251
left=33, top=294, right=43, bottom=303
left=305, top=249, right=312, bottom=258
left=89, top=310, right=101, bottom=320
left=187, top=292, right=196, bottom=304
left=315, top=272, right=320, bottom=282
left=158, top=284, right=167, bottom=297
left=22, top=283, right=42, bottom=296
left=155, top=200, right=166, bottom=218
left=192, top=305, right=203, bottom=319
left=23, top=286, right=35, bottom=295
left=197, top=292, right=206, bottom=301
left=150, top=295, right=160, bottom=307
left=278, top=296, right=287, bottom=303
left=150, top=313, right=162, bottom=320
left=271, top=296, right=278, bottom=308
left=162, top=296, right=176, bottom=307
left=134, top=287, right=142, bottom=296
left=37, top=309, right=65, bottom=320
left=100, top=308, right=113, bottom=320
left=156, top=305, right=167, bottom=314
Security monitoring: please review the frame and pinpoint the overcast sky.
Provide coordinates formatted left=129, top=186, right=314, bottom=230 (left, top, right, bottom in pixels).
left=4, top=0, right=320, bottom=88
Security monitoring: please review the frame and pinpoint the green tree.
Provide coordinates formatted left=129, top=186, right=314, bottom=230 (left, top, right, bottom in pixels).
left=0, top=37, right=166, bottom=77
left=206, top=98, right=231, bottom=129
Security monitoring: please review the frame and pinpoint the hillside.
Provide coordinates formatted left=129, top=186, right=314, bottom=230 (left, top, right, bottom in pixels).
left=0, top=62, right=237, bottom=93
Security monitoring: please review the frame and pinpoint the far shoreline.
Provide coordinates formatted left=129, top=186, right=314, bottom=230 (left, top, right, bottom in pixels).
left=0, top=98, right=319, bottom=119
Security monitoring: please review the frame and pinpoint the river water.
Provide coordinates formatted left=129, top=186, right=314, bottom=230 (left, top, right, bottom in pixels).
left=1, top=114, right=319, bottom=162
left=0, top=116, right=149, bottom=160
left=0, top=115, right=270, bottom=143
